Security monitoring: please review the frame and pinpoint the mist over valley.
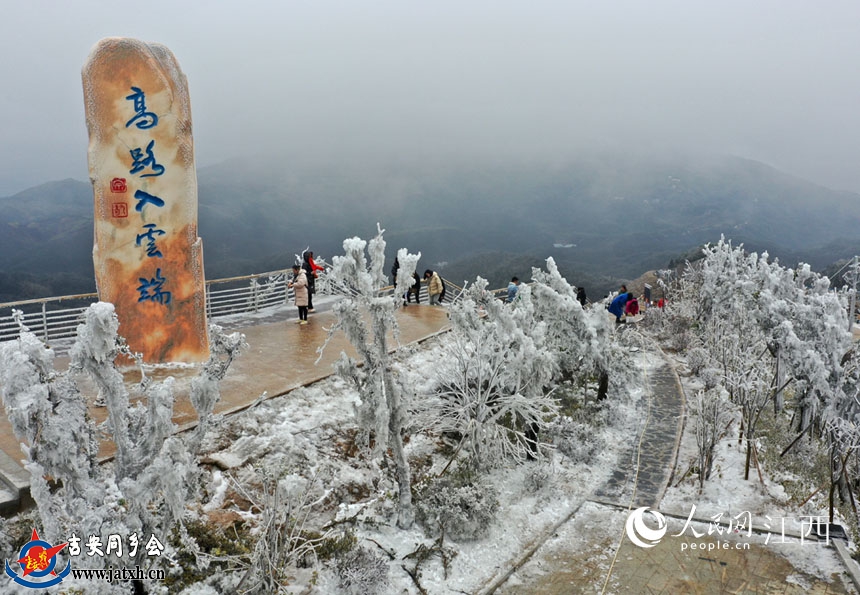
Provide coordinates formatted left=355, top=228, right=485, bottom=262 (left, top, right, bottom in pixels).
left=1, top=151, right=859, bottom=303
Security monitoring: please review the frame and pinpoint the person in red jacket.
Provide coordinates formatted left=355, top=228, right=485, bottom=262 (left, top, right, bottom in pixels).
left=302, top=250, right=325, bottom=312
left=625, top=296, right=640, bottom=317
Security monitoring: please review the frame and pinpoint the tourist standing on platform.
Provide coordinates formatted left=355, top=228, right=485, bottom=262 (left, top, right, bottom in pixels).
left=289, top=264, right=309, bottom=324
left=424, top=269, right=443, bottom=305
left=506, top=277, right=520, bottom=303
left=408, top=271, right=422, bottom=304
left=576, top=286, right=587, bottom=307
left=302, top=250, right=324, bottom=312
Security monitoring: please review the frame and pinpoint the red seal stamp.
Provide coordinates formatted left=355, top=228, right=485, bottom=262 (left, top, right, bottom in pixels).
left=110, top=178, right=128, bottom=193
left=111, top=203, right=129, bottom=218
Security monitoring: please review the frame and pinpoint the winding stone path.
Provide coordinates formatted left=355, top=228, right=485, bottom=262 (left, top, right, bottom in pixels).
left=494, top=351, right=857, bottom=594
left=592, top=358, right=685, bottom=509
left=480, top=351, right=688, bottom=594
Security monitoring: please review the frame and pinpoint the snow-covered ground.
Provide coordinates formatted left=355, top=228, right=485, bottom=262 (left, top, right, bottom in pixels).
left=660, top=349, right=857, bottom=589
left=3, top=316, right=856, bottom=594
left=4, top=238, right=859, bottom=594
left=176, top=330, right=645, bottom=594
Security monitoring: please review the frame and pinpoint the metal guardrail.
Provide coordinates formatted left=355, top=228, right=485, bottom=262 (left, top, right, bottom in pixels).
left=0, top=270, right=465, bottom=347
left=0, top=269, right=296, bottom=346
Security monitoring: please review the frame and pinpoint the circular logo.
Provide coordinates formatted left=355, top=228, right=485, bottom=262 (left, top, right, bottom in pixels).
left=625, top=506, right=668, bottom=548
left=4, top=529, right=70, bottom=589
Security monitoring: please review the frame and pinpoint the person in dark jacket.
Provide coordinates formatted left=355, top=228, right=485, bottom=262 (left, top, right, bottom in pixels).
left=407, top=271, right=421, bottom=304
left=302, top=250, right=324, bottom=312
left=576, top=286, right=587, bottom=307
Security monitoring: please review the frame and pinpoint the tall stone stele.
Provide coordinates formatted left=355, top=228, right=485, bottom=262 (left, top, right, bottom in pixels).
left=82, top=38, right=209, bottom=363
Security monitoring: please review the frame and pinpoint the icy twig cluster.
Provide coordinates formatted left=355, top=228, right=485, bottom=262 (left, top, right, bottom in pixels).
left=0, top=303, right=245, bottom=593
left=318, top=224, right=420, bottom=529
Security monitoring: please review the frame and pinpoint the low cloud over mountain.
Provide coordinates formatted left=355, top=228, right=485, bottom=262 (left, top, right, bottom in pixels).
left=1, top=152, right=858, bottom=301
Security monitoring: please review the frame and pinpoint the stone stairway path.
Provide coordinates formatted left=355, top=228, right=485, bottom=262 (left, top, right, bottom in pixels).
left=481, top=351, right=687, bottom=594
left=592, top=358, right=685, bottom=509
left=493, top=351, right=860, bottom=594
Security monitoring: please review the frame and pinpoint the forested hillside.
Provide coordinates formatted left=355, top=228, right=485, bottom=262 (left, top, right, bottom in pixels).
left=1, top=152, right=859, bottom=301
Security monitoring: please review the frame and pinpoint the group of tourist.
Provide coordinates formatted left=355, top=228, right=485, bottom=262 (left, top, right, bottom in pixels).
left=507, top=277, right=662, bottom=325
left=390, top=259, right=446, bottom=306
left=288, top=254, right=660, bottom=327
left=287, top=252, right=448, bottom=324
left=606, top=284, right=664, bottom=324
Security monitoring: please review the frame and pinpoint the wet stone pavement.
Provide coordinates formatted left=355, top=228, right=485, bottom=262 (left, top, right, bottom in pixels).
left=593, top=362, right=683, bottom=509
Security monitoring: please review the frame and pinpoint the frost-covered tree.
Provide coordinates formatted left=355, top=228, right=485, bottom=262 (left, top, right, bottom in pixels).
left=0, top=303, right=245, bottom=594
left=680, top=241, right=795, bottom=479
left=662, top=237, right=857, bottom=509
left=422, top=278, right=558, bottom=469
left=318, top=224, right=419, bottom=529
left=529, top=257, right=620, bottom=396
left=422, top=259, right=624, bottom=471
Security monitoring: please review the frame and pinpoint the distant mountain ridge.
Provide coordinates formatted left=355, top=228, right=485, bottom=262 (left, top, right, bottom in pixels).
left=1, top=153, right=858, bottom=301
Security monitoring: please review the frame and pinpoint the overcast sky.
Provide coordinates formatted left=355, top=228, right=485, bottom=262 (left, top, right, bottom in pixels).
left=1, top=0, right=859, bottom=196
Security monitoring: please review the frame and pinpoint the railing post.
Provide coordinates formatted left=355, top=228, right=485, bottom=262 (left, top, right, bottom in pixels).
left=42, top=302, right=48, bottom=343
left=284, top=270, right=290, bottom=305
left=251, top=278, right=259, bottom=313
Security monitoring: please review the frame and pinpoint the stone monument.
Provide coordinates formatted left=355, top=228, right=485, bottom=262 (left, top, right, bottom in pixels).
left=82, top=38, right=209, bottom=363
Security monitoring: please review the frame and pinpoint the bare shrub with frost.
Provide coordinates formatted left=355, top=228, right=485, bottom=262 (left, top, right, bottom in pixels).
left=0, top=303, right=245, bottom=593
left=334, top=546, right=390, bottom=595
left=686, top=347, right=709, bottom=376
left=699, top=367, right=721, bottom=391
left=654, top=262, right=701, bottom=352
left=231, top=470, right=332, bottom=594
left=690, top=387, right=731, bottom=491
left=547, top=415, right=605, bottom=465
left=414, top=474, right=499, bottom=541
left=318, top=224, right=419, bottom=529
left=424, top=278, right=558, bottom=470
left=523, top=463, right=554, bottom=494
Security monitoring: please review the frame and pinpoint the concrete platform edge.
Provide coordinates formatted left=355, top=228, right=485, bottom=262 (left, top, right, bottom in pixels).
left=0, top=447, right=32, bottom=516
left=834, top=538, right=860, bottom=593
